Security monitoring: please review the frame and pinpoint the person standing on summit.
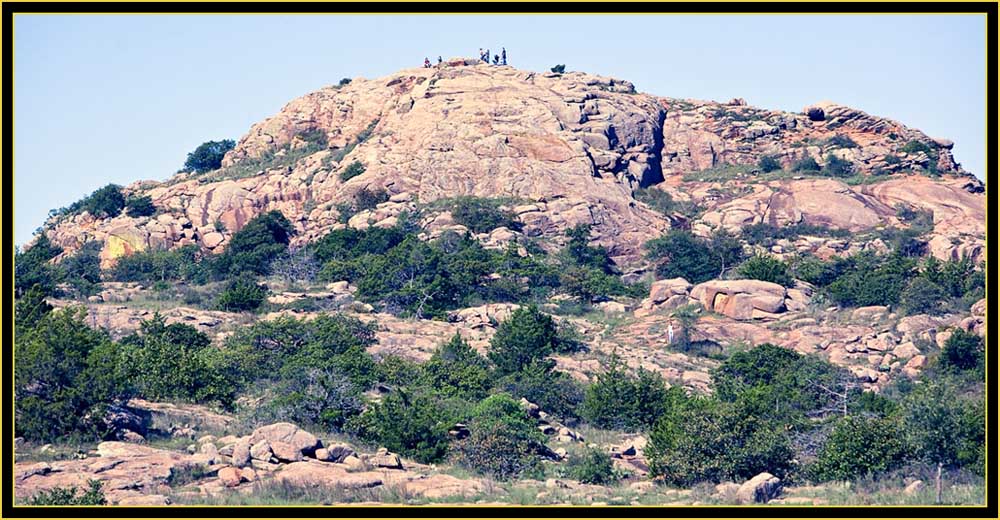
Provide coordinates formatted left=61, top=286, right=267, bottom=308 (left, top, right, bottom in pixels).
left=501, top=47, right=507, bottom=65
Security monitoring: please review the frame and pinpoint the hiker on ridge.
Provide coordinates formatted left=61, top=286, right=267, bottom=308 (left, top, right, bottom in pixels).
left=493, top=54, right=499, bottom=65
left=424, top=57, right=431, bottom=68
left=501, top=47, right=507, bottom=65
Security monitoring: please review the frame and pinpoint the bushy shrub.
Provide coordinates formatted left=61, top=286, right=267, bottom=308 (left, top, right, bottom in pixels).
left=352, top=187, right=390, bottom=213
left=712, top=343, right=849, bottom=426
left=737, top=254, right=793, bottom=287
left=899, top=277, right=946, bottom=316
left=900, top=140, right=934, bottom=156
left=563, top=224, right=614, bottom=274
left=825, top=252, right=916, bottom=307
left=215, top=278, right=267, bottom=312
left=758, top=155, right=782, bottom=173
left=60, top=241, right=103, bottom=298
left=645, top=229, right=744, bottom=284
left=15, top=308, right=127, bottom=440
left=184, top=139, right=235, bottom=173
left=822, top=154, right=854, bottom=178
left=824, top=134, right=858, bottom=149
left=568, top=448, right=617, bottom=485
left=125, top=195, right=156, bottom=217
left=338, top=77, right=352, bottom=87
left=250, top=367, right=363, bottom=432
left=448, top=197, right=521, bottom=234
left=809, top=415, right=910, bottom=482
left=635, top=186, right=677, bottom=214
left=939, top=329, right=984, bottom=374
left=580, top=353, right=679, bottom=431
left=27, top=480, right=106, bottom=506
left=211, top=210, right=293, bottom=278
left=792, top=156, right=821, bottom=172
left=356, top=389, right=453, bottom=463
left=422, top=334, right=493, bottom=401
left=742, top=222, right=850, bottom=246
left=496, top=361, right=584, bottom=422
left=488, top=305, right=561, bottom=376
left=339, top=161, right=366, bottom=182
left=458, top=394, right=548, bottom=480
left=647, top=398, right=793, bottom=486
left=559, top=266, right=634, bottom=303
left=15, top=235, right=64, bottom=297
left=550, top=64, right=566, bottom=73
left=107, top=245, right=205, bottom=284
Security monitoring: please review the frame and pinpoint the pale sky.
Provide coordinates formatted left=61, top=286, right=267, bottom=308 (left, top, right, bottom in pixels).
left=14, top=14, right=987, bottom=244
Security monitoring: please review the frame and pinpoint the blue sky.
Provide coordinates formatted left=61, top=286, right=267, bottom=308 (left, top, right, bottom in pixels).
left=14, top=14, right=986, bottom=244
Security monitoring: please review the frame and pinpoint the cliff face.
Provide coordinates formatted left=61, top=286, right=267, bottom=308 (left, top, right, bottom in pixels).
left=41, top=59, right=983, bottom=268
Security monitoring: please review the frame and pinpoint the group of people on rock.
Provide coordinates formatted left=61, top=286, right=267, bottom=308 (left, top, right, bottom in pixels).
left=422, top=47, right=508, bottom=68
left=479, top=47, right=507, bottom=65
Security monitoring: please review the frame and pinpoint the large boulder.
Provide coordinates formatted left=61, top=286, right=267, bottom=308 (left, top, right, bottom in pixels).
left=649, top=278, right=692, bottom=304
left=690, top=280, right=787, bottom=320
left=249, top=423, right=321, bottom=457
left=736, top=472, right=782, bottom=504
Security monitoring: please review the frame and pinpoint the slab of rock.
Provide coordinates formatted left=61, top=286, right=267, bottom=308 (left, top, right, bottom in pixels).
left=402, top=474, right=484, bottom=499
left=275, top=460, right=382, bottom=489
left=737, top=472, right=782, bottom=504
left=690, top=280, right=786, bottom=320
left=249, top=441, right=273, bottom=461
left=270, top=441, right=304, bottom=463
left=249, top=422, right=322, bottom=456
left=218, top=466, right=242, bottom=487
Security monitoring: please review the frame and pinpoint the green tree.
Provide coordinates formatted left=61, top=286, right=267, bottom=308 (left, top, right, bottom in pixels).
left=939, top=329, right=984, bottom=375
left=496, top=361, right=584, bottom=422
left=758, top=155, right=782, bottom=173
left=184, top=139, right=235, bottom=173
left=15, top=234, right=64, bottom=297
left=60, top=241, right=103, bottom=298
left=487, top=305, right=559, bottom=376
left=449, top=197, right=521, bottom=234
left=647, top=398, right=793, bottom=486
left=458, top=394, right=548, bottom=480
left=27, top=480, right=106, bottom=506
left=792, top=156, right=821, bottom=172
left=15, top=285, right=53, bottom=331
left=82, top=184, right=126, bottom=218
left=899, top=277, right=946, bottom=315
left=823, top=154, right=854, bottom=178
left=738, top=254, right=793, bottom=287
left=422, top=333, right=493, bottom=401
left=125, top=194, right=156, bottom=217
left=357, top=389, right=453, bottom=463
left=212, top=210, right=294, bottom=277
left=580, top=352, right=679, bottom=431
left=809, top=415, right=910, bottom=481
left=550, top=64, right=566, bottom=73
left=215, top=278, right=267, bottom=312
left=568, top=448, right=617, bottom=485
left=645, top=230, right=718, bottom=284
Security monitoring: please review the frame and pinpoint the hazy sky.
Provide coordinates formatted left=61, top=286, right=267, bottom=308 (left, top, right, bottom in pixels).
left=14, top=14, right=986, bottom=244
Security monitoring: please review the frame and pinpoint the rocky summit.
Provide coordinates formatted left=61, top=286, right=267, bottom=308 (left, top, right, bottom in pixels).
left=17, top=59, right=987, bottom=507
left=40, top=59, right=983, bottom=268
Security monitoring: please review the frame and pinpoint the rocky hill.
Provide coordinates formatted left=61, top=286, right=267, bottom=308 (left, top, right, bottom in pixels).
left=17, top=59, right=987, bottom=507
left=40, top=58, right=983, bottom=269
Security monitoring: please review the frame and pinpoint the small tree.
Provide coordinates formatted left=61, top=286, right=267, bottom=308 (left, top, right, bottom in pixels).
left=339, top=161, right=366, bottom=182
left=568, top=448, right=617, bottom=485
left=487, top=305, right=560, bottom=376
left=215, top=278, right=267, bottom=312
left=899, top=277, right=946, bottom=316
left=184, top=139, right=235, bottom=173
left=939, top=328, right=984, bottom=374
left=737, top=254, right=793, bottom=287
left=823, top=154, right=854, bottom=178
left=758, top=155, right=782, bottom=173
left=902, top=379, right=974, bottom=503
left=792, top=156, right=821, bottom=172
left=457, top=394, right=548, bottom=480
left=125, top=195, right=156, bottom=217
left=580, top=352, right=677, bottom=431
left=809, top=415, right=910, bottom=482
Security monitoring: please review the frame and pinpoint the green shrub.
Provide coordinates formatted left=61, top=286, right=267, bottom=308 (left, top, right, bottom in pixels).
left=900, top=140, right=934, bottom=156
left=457, top=394, right=548, bottom=480
left=823, top=154, right=854, bottom=178
left=448, top=197, right=521, bottom=234
left=215, top=278, right=267, bottom=312
left=124, top=194, right=156, bottom=217
left=15, top=235, right=64, bottom=297
left=422, top=334, right=493, bottom=401
left=339, top=161, right=366, bottom=182
left=939, top=329, right=984, bottom=374
left=107, top=245, right=205, bottom=284
left=15, top=308, right=127, bottom=440
left=27, top=480, right=106, bottom=506
left=757, top=155, right=782, bottom=173
left=15, top=285, right=53, bottom=331
left=898, top=277, right=946, bottom=316
left=352, top=187, right=390, bottom=213
left=580, top=353, right=679, bottom=431
left=792, top=156, right=821, bottom=172
left=737, top=254, right=793, bottom=287
left=211, top=210, right=293, bottom=278
left=550, top=64, right=566, bottom=73
left=496, top=361, right=584, bottom=422
left=634, top=187, right=698, bottom=216
left=558, top=266, right=633, bottom=303
left=184, top=139, right=235, bottom=173
left=825, top=252, right=916, bottom=307
left=568, top=448, right=617, bottom=485
left=809, top=415, right=910, bottom=482
left=487, top=305, right=561, bottom=376
left=117, top=315, right=234, bottom=405
left=823, top=134, right=858, bottom=149
left=902, top=378, right=984, bottom=475
left=712, top=343, right=849, bottom=427
left=647, top=397, right=793, bottom=486
left=742, top=222, right=850, bottom=246
left=356, top=389, right=453, bottom=463
left=252, top=368, right=363, bottom=432
left=645, top=229, right=744, bottom=284
left=60, top=241, right=103, bottom=298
